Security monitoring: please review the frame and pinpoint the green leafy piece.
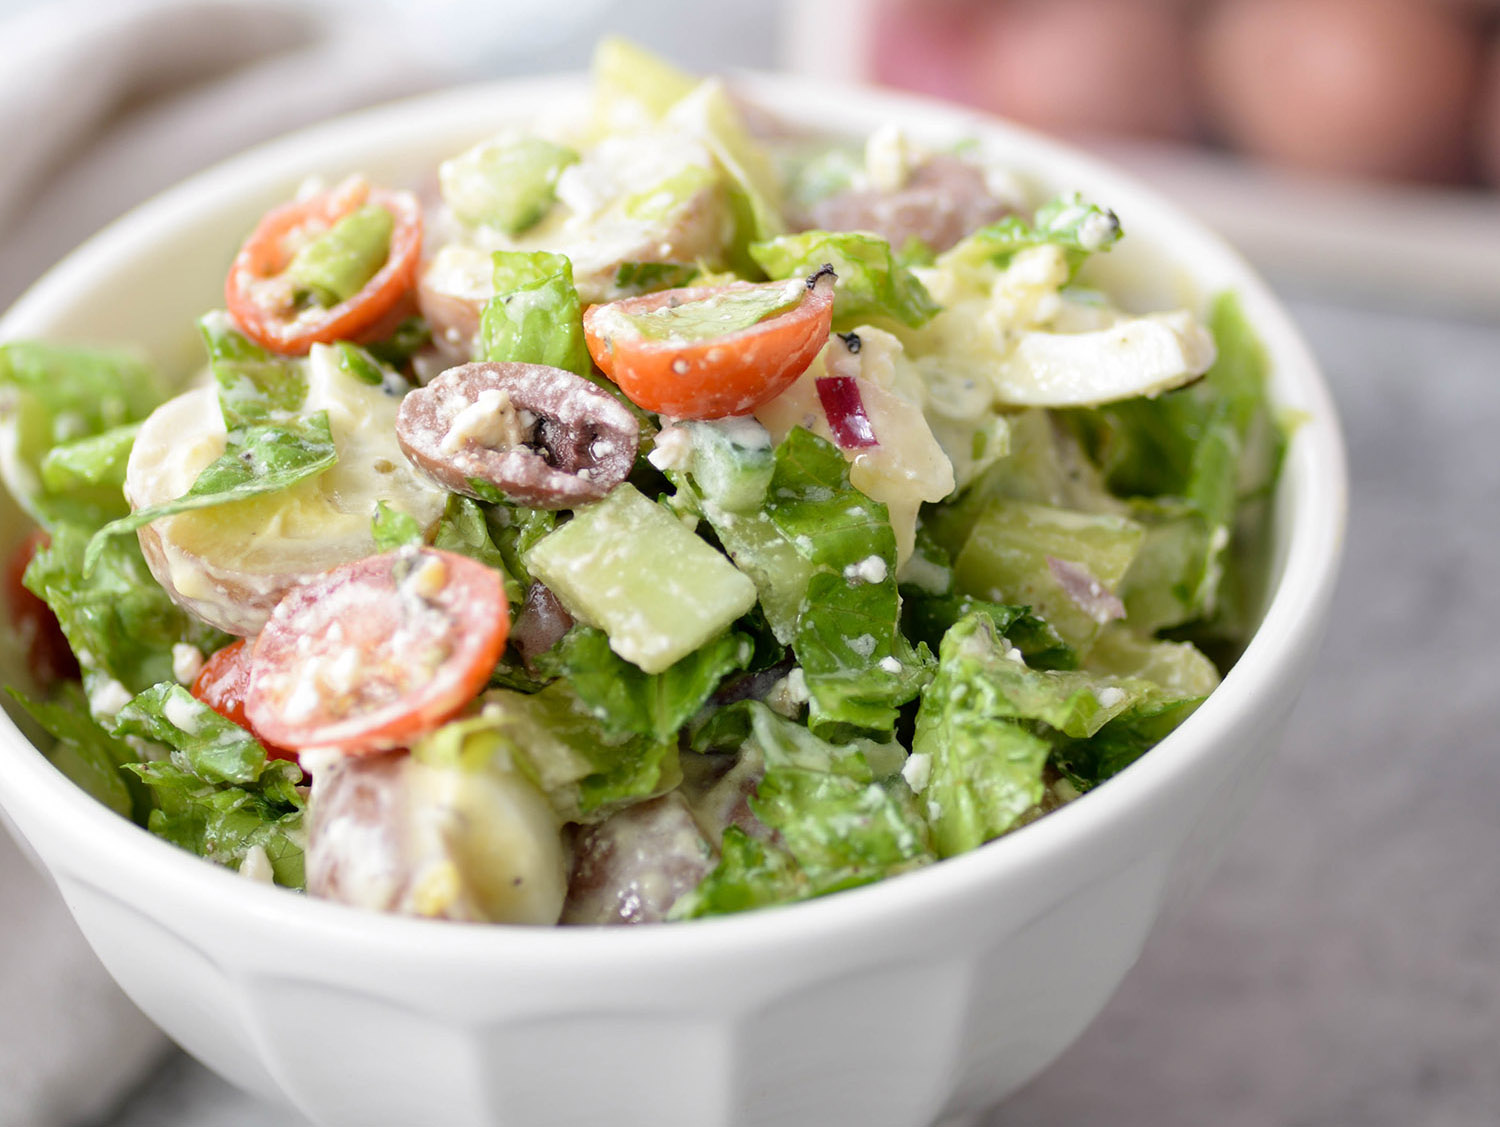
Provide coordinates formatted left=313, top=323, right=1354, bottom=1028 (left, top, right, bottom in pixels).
left=413, top=684, right=681, bottom=823
left=939, top=192, right=1121, bottom=280
left=84, top=413, right=336, bottom=571
left=23, top=523, right=228, bottom=701
left=591, top=36, right=697, bottom=125
left=679, top=701, right=930, bottom=915
left=901, top=591, right=1074, bottom=671
left=128, top=758, right=306, bottom=888
left=372, top=500, right=424, bottom=552
left=761, top=429, right=932, bottom=735
left=534, top=625, right=753, bottom=742
left=750, top=230, right=940, bottom=330
left=113, top=682, right=305, bottom=887
left=198, top=312, right=307, bottom=425
left=364, top=316, right=433, bottom=369
left=38, top=423, right=139, bottom=495
left=1049, top=694, right=1204, bottom=791
left=669, top=826, right=807, bottom=919
left=479, top=250, right=591, bottom=377
left=0, top=341, right=165, bottom=527
left=1073, top=293, right=1281, bottom=633
left=6, top=686, right=145, bottom=819
left=283, top=203, right=393, bottom=307
left=663, top=79, right=786, bottom=271
left=912, top=614, right=1055, bottom=857
left=485, top=501, right=555, bottom=594
left=113, top=683, right=269, bottom=786
left=952, top=497, right=1144, bottom=655
left=440, top=136, right=578, bottom=235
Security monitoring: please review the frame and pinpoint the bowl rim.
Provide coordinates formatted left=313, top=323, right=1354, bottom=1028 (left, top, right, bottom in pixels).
left=0, top=70, right=1347, bottom=966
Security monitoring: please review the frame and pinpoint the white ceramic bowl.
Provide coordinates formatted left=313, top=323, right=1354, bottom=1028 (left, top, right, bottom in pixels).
left=0, top=74, right=1345, bottom=1127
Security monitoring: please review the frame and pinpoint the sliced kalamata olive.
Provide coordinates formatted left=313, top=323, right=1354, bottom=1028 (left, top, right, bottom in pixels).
left=804, top=154, right=1009, bottom=253
left=396, top=361, right=639, bottom=509
left=560, top=793, right=717, bottom=926
left=509, top=582, right=575, bottom=670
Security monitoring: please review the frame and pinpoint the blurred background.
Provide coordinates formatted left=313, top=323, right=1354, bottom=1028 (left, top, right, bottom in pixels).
left=0, top=1, right=1495, bottom=1125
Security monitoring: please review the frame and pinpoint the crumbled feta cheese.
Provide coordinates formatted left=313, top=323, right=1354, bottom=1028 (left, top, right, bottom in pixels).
left=238, top=845, right=276, bottom=884
left=842, top=555, right=889, bottom=585
left=847, top=634, right=878, bottom=658
left=647, top=423, right=695, bottom=472
left=440, top=387, right=528, bottom=454
left=1096, top=686, right=1127, bottom=709
left=902, top=752, right=932, bottom=794
left=864, top=123, right=913, bottom=193
left=878, top=656, right=903, bottom=675
left=162, top=692, right=203, bottom=735
left=89, top=679, right=133, bottom=721
left=171, top=643, right=205, bottom=686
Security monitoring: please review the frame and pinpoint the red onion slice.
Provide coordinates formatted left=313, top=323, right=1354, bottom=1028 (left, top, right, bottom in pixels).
left=816, top=376, right=878, bottom=449
left=1047, top=556, right=1126, bottom=625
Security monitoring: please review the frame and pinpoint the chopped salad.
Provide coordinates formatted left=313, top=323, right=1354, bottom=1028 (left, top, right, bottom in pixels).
left=0, top=41, right=1283, bottom=925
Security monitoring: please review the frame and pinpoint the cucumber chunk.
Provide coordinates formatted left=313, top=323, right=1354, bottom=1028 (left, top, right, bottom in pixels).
left=524, top=483, right=756, bottom=673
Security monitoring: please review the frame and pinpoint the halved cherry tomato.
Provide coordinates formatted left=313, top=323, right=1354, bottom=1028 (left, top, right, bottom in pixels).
left=225, top=176, right=423, bottom=355
left=3, top=530, right=79, bottom=688
left=244, top=549, right=508, bottom=754
left=191, top=640, right=299, bottom=765
left=582, top=267, right=836, bottom=418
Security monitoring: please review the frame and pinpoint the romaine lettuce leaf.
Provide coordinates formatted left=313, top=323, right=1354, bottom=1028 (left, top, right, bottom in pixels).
left=129, top=759, right=306, bottom=888
left=911, top=613, right=1055, bottom=856
left=115, top=682, right=305, bottom=888
left=534, top=625, right=752, bottom=742
left=6, top=685, right=145, bottom=819
left=414, top=684, right=681, bottom=823
left=38, top=424, right=139, bottom=497
left=760, top=428, right=933, bottom=736
left=23, top=523, right=228, bottom=703
left=938, top=192, right=1121, bottom=280
left=479, top=250, right=591, bottom=377
left=676, top=701, right=931, bottom=916
left=0, top=341, right=165, bottom=527
left=1074, top=293, right=1281, bottom=632
left=749, top=230, right=940, bottom=330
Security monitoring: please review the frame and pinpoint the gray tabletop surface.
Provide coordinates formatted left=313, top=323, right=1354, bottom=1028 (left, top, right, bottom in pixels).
left=98, top=293, right=1500, bottom=1127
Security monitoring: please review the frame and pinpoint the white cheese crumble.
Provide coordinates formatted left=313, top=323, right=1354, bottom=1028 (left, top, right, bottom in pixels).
left=440, top=388, right=528, bottom=454
left=647, top=422, right=695, bottom=472
left=864, top=123, right=913, bottom=193
left=847, top=634, right=878, bottom=659
left=162, top=692, right=204, bottom=735
left=878, top=656, right=903, bottom=675
left=843, top=555, right=889, bottom=586
left=1096, top=686, right=1127, bottom=709
left=238, top=844, right=276, bottom=884
left=89, top=679, right=133, bottom=721
left=902, top=752, right=932, bottom=794
left=171, top=643, right=205, bottom=685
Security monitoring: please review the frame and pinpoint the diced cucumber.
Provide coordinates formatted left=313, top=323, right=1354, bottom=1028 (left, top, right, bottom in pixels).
left=953, top=498, right=1143, bottom=654
left=284, top=205, right=393, bottom=308
left=440, top=136, right=578, bottom=235
left=524, top=484, right=757, bottom=673
left=684, top=419, right=774, bottom=513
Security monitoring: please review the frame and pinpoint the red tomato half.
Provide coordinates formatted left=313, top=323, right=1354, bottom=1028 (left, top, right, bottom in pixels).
left=225, top=176, right=423, bottom=355
left=191, top=640, right=299, bottom=765
left=4, top=530, right=79, bottom=688
left=244, top=549, right=509, bottom=754
left=582, top=268, right=836, bottom=418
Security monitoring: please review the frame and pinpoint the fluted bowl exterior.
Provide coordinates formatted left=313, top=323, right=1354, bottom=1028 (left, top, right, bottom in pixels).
left=0, top=74, right=1345, bottom=1127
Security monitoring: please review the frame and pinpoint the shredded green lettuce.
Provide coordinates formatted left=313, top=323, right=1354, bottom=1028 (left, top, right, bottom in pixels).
left=115, top=684, right=305, bottom=888
left=480, top=250, right=592, bottom=376
left=750, top=230, right=940, bottom=330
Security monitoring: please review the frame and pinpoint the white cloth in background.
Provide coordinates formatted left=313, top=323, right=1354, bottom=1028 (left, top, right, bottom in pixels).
left=0, top=3, right=437, bottom=1123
